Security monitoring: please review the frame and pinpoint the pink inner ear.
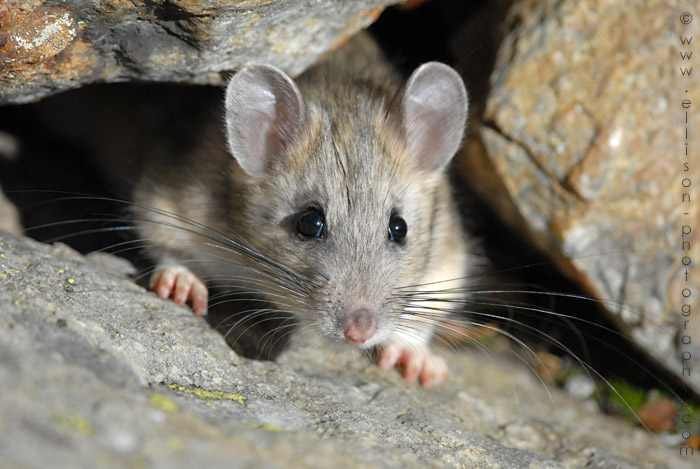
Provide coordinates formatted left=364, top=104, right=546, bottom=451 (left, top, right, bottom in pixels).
left=405, top=107, right=442, bottom=170
left=264, top=126, right=283, bottom=163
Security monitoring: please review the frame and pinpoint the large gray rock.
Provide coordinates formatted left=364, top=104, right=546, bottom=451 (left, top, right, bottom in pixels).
left=0, top=0, right=397, bottom=104
left=474, top=0, right=700, bottom=394
left=0, top=229, right=689, bottom=467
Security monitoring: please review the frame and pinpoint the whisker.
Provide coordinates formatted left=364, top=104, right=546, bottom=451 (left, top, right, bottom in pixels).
left=18, top=191, right=321, bottom=294
left=395, top=288, right=672, bottom=335
left=404, top=306, right=658, bottom=429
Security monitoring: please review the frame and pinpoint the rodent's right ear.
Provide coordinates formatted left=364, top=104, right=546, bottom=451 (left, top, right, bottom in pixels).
left=224, top=64, right=305, bottom=175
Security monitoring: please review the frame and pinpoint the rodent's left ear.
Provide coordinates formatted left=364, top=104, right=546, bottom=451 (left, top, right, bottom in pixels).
left=394, top=62, right=468, bottom=172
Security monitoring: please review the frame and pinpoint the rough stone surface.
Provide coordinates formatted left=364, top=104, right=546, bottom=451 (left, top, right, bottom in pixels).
left=0, top=229, right=690, bottom=467
left=476, top=0, right=700, bottom=393
left=0, top=0, right=397, bottom=104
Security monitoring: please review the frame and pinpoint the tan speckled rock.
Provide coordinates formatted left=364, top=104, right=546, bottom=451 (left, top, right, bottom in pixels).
left=478, top=0, right=700, bottom=393
left=0, top=0, right=398, bottom=104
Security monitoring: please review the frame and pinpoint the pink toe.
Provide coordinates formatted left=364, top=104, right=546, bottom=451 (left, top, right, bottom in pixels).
left=149, top=270, right=162, bottom=290
left=174, top=278, right=190, bottom=305
left=153, top=269, right=176, bottom=299
left=378, top=342, right=401, bottom=370
left=157, top=280, right=174, bottom=299
left=420, top=355, right=449, bottom=389
left=403, top=353, right=421, bottom=384
left=192, top=285, right=209, bottom=317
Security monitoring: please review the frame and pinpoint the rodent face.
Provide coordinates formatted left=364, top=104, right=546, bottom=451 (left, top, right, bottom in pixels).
left=239, top=113, right=445, bottom=347
left=223, top=62, right=468, bottom=349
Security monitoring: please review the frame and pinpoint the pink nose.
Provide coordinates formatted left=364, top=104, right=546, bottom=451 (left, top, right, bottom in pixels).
left=343, top=309, right=377, bottom=344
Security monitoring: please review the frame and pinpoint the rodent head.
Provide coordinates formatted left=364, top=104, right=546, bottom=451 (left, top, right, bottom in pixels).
left=223, top=62, right=468, bottom=348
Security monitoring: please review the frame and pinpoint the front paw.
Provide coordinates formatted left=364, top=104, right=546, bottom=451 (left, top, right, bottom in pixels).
left=377, top=341, right=449, bottom=389
left=150, top=265, right=208, bottom=317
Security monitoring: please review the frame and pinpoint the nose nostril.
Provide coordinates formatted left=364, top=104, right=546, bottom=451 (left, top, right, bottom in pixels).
left=343, top=309, right=377, bottom=344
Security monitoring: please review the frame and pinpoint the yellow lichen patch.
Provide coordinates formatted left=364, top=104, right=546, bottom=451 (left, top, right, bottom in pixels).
left=1, top=273, right=7, bottom=279
left=149, top=393, right=179, bottom=413
left=67, top=278, right=75, bottom=284
left=129, top=455, right=147, bottom=469
left=58, top=268, right=65, bottom=274
left=167, top=384, right=246, bottom=406
left=54, top=411, right=93, bottom=437
left=168, top=435, right=185, bottom=451
left=251, top=423, right=284, bottom=432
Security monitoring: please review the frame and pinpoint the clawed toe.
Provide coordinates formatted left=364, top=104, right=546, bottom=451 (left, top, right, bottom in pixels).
left=150, top=265, right=208, bottom=316
left=377, top=341, right=449, bottom=388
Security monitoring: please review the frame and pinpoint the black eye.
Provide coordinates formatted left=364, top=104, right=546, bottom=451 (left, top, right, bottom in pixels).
left=297, top=208, right=325, bottom=239
left=388, top=215, right=407, bottom=243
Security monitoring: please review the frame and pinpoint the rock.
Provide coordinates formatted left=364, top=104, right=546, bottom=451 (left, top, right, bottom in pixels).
left=475, top=0, right=700, bottom=394
left=0, top=0, right=398, bottom=104
left=0, top=229, right=690, bottom=467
